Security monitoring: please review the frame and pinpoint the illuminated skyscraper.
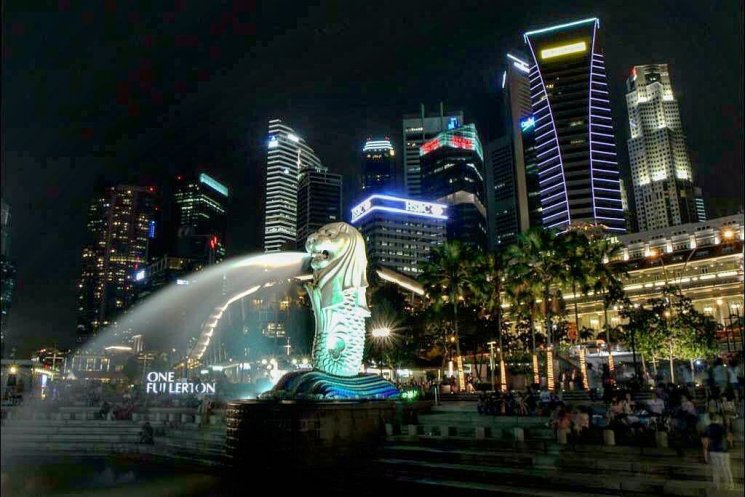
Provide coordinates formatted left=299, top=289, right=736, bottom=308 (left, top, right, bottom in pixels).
left=402, top=104, right=463, bottom=198
left=1, top=199, right=15, bottom=354
left=626, top=64, right=706, bottom=231
left=485, top=52, right=542, bottom=248
left=173, top=172, right=229, bottom=264
left=263, top=119, right=323, bottom=252
left=78, top=185, right=157, bottom=343
left=361, top=138, right=396, bottom=194
left=297, top=168, right=342, bottom=248
left=524, top=18, right=625, bottom=232
left=350, top=194, right=447, bottom=278
left=420, top=124, right=488, bottom=250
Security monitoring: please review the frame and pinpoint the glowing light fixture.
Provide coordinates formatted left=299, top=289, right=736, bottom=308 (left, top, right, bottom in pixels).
left=546, top=349, right=555, bottom=391
left=540, top=41, right=587, bottom=60
left=524, top=17, right=598, bottom=39
left=199, top=173, right=229, bottom=197
left=350, top=194, right=447, bottom=224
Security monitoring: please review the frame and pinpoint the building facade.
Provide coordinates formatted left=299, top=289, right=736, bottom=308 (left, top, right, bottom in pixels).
left=297, top=168, right=343, bottom=248
left=361, top=138, right=396, bottom=194
left=263, top=119, right=323, bottom=252
left=419, top=124, right=488, bottom=250
left=172, top=172, right=228, bottom=264
left=402, top=104, right=464, bottom=198
left=568, top=215, right=744, bottom=341
left=485, top=53, right=542, bottom=249
left=626, top=64, right=706, bottom=231
left=1, top=200, right=15, bottom=354
left=524, top=18, right=625, bottom=233
left=77, top=185, right=157, bottom=343
left=350, top=194, right=447, bottom=278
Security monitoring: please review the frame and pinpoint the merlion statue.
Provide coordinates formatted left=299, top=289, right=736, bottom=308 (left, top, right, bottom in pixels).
left=267, top=222, right=399, bottom=399
left=305, top=222, right=370, bottom=376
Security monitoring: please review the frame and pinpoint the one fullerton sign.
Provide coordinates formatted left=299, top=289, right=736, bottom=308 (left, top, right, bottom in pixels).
left=145, top=371, right=216, bottom=395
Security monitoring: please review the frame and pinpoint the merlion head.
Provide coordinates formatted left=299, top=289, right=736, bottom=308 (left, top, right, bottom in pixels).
left=305, top=222, right=368, bottom=309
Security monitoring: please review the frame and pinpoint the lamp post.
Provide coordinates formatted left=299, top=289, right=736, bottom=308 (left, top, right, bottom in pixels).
left=371, top=326, right=391, bottom=378
left=487, top=341, right=496, bottom=392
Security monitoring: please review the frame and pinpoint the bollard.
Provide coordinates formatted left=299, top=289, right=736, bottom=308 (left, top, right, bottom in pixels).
left=132, top=413, right=139, bottom=422
left=406, top=424, right=418, bottom=438
left=603, top=429, right=615, bottom=446
left=385, top=423, right=394, bottom=437
left=209, top=415, right=218, bottom=425
left=513, top=427, right=525, bottom=442
left=557, top=428, right=568, bottom=445
left=655, top=430, right=668, bottom=448
left=181, top=413, right=192, bottom=424
left=475, top=426, right=487, bottom=440
left=440, top=426, right=450, bottom=437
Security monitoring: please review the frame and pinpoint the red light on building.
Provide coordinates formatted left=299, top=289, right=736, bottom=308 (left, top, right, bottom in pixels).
left=209, top=236, right=218, bottom=250
left=450, top=135, right=473, bottom=150
left=420, top=138, right=440, bottom=155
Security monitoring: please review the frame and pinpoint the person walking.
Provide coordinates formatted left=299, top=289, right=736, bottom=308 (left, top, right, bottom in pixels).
left=701, top=414, right=734, bottom=490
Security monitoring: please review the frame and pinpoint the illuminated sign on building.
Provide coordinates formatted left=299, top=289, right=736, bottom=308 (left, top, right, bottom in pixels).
left=350, top=194, right=447, bottom=224
left=199, top=173, right=229, bottom=197
left=447, top=117, right=459, bottom=130
left=267, top=136, right=279, bottom=148
left=419, top=124, right=483, bottom=161
left=134, top=269, right=146, bottom=281
left=145, top=371, right=216, bottom=395
left=520, top=116, right=536, bottom=132
left=540, top=41, right=587, bottom=60
left=148, top=220, right=156, bottom=239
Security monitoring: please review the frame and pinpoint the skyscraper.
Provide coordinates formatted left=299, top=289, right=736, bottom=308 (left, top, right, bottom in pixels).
left=625, top=64, right=706, bottom=231
left=484, top=52, right=542, bottom=248
left=297, top=168, right=343, bottom=248
left=350, top=194, right=447, bottom=278
left=402, top=104, right=464, bottom=198
left=524, top=18, right=625, bottom=233
left=78, top=185, right=157, bottom=343
left=173, top=172, right=229, bottom=264
left=263, top=119, right=323, bottom=252
left=361, top=138, right=396, bottom=194
left=420, top=124, right=488, bottom=250
left=1, top=199, right=16, bottom=354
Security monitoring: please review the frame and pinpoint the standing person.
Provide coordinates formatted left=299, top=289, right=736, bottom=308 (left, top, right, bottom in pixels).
left=701, top=414, right=734, bottom=490
left=712, top=358, right=727, bottom=394
left=727, top=359, right=740, bottom=402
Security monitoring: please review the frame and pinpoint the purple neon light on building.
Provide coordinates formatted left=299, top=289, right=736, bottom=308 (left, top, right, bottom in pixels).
left=524, top=18, right=626, bottom=232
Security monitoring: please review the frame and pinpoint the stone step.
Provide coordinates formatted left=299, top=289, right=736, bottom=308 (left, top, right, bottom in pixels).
left=388, top=436, right=744, bottom=459
left=382, top=444, right=743, bottom=481
left=376, top=458, right=741, bottom=496
left=381, top=474, right=614, bottom=497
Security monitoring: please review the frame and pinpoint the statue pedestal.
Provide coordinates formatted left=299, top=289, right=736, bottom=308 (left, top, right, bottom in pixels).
left=226, top=400, right=395, bottom=471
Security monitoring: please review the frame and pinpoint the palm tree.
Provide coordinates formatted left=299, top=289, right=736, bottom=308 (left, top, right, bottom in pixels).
left=420, top=241, right=476, bottom=391
left=506, top=228, right=567, bottom=349
left=470, top=251, right=507, bottom=349
left=562, top=230, right=592, bottom=342
left=504, top=270, right=542, bottom=385
left=470, top=251, right=508, bottom=389
left=586, top=238, right=627, bottom=368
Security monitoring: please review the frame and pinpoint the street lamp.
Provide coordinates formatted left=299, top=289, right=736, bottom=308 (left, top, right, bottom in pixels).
left=370, top=325, right=393, bottom=378
left=487, top=341, right=497, bottom=392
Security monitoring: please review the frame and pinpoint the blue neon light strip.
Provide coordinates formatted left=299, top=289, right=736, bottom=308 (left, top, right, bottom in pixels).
left=506, top=53, right=529, bottom=66
left=350, top=194, right=448, bottom=224
left=588, top=21, right=599, bottom=222
left=199, top=173, right=229, bottom=197
left=523, top=17, right=598, bottom=40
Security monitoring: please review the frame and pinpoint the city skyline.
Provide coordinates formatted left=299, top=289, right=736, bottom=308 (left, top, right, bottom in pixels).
left=1, top=1, right=742, bottom=352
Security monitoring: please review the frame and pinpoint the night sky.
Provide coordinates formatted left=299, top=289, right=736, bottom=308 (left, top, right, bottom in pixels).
left=1, top=0, right=742, bottom=354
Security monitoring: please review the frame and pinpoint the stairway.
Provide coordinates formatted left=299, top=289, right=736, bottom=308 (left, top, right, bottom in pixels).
left=373, top=436, right=743, bottom=497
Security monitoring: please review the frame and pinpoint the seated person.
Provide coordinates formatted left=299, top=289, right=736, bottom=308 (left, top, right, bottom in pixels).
left=646, top=394, right=665, bottom=416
